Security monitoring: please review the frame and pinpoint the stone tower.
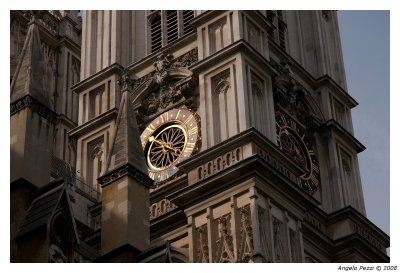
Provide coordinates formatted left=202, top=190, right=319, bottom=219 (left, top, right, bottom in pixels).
left=10, top=10, right=389, bottom=263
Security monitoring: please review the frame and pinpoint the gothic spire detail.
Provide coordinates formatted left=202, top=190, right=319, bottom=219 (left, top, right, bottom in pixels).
left=10, top=11, right=53, bottom=110
left=104, top=69, right=148, bottom=175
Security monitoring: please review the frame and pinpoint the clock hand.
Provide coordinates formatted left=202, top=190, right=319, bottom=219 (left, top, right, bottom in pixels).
left=149, top=136, right=180, bottom=154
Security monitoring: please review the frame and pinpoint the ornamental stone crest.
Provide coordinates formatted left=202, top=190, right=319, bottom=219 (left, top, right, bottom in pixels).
left=135, top=50, right=198, bottom=117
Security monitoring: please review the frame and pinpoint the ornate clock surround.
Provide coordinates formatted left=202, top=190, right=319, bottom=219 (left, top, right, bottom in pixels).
left=140, top=107, right=201, bottom=188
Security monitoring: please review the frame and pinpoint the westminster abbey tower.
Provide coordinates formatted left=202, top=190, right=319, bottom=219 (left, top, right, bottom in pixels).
left=10, top=10, right=389, bottom=262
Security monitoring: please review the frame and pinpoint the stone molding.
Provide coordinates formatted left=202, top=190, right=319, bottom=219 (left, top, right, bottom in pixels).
left=149, top=199, right=177, bottom=220
left=98, top=163, right=153, bottom=189
left=10, top=95, right=58, bottom=124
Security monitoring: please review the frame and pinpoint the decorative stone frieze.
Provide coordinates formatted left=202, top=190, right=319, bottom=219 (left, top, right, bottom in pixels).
left=196, top=147, right=243, bottom=181
left=97, top=163, right=153, bottom=189
left=149, top=199, right=177, bottom=220
left=354, top=224, right=385, bottom=252
left=10, top=95, right=58, bottom=124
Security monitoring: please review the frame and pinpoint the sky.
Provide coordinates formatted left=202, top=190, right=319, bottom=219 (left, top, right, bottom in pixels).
left=337, top=11, right=390, bottom=236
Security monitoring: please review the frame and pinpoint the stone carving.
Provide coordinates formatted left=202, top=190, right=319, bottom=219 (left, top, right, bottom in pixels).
left=238, top=206, right=254, bottom=262
left=273, top=59, right=322, bottom=135
left=289, top=228, right=301, bottom=262
left=258, top=148, right=295, bottom=183
left=196, top=224, right=209, bottom=263
left=118, top=68, right=136, bottom=92
left=197, top=147, right=242, bottom=182
left=138, top=53, right=198, bottom=116
left=171, top=48, right=199, bottom=68
left=247, top=20, right=260, bottom=51
left=251, top=72, right=263, bottom=98
left=49, top=235, right=67, bottom=263
left=215, top=214, right=235, bottom=263
left=97, top=163, right=153, bottom=189
left=272, top=217, right=285, bottom=262
left=354, top=223, right=385, bottom=252
left=322, top=10, right=331, bottom=22
left=149, top=198, right=177, bottom=219
left=10, top=95, right=58, bottom=124
left=214, top=73, right=231, bottom=95
left=258, top=206, right=273, bottom=262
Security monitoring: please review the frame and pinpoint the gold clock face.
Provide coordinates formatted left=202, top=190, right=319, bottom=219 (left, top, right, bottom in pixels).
left=275, top=112, right=320, bottom=193
left=140, top=108, right=201, bottom=187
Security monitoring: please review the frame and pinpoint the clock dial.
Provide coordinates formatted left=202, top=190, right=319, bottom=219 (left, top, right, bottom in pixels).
left=275, top=112, right=320, bottom=193
left=140, top=108, right=201, bottom=187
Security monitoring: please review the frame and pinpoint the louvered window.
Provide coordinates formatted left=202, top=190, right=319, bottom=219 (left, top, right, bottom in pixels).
left=148, top=10, right=195, bottom=54
left=151, top=15, right=162, bottom=53
left=278, top=21, right=286, bottom=50
left=183, top=10, right=194, bottom=35
left=167, top=11, right=179, bottom=44
left=265, top=10, right=286, bottom=51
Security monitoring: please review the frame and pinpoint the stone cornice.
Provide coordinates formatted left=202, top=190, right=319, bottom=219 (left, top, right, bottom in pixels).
left=189, top=10, right=226, bottom=28
left=190, top=39, right=277, bottom=76
left=320, top=119, right=366, bottom=153
left=68, top=108, right=118, bottom=139
left=97, top=163, right=153, bottom=189
left=168, top=154, right=320, bottom=212
left=268, top=40, right=358, bottom=110
left=72, top=63, right=125, bottom=94
left=177, top=127, right=305, bottom=178
left=10, top=95, right=58, bottom=124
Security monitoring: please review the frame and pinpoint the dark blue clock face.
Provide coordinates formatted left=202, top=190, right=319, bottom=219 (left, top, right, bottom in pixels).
left=275, top=112, right=320, bottom=193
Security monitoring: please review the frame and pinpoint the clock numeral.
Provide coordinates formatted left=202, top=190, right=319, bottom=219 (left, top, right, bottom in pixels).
left=184, top=114, right=193, bottom=124
left=175, top=109, right=181, bottom=120
left=311, top=175, right=319, bottom=186
left=162, top=112, right=169, bottom=123
left=161, top=170, right=169, bottom=180
left=188, top=127, right=198, bottom=136
left=312, top=164, right=320, bottom=173
left=281, top=115, right=287, bottom=126
left=290, top=120, right=297, bottom=129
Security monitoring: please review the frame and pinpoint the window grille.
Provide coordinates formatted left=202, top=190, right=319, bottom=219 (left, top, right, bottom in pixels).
left=167, top=11, right=178, bottom=44
left=183, top=10, right=194, bottom=35
left=278, top=21, right=286, bottom=50
left=148, top=10, right=195, bottom=53
left=151, top=15, right=162, bottom=53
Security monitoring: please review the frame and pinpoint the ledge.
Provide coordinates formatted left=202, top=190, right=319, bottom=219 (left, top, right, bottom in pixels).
left=168, top=154, right=320, bottom=212
left=190, top=39, right=276, bottom=75
left=320, top=119, right=366, bottom=153
left=177, top=127, right=305, bottom=178
left=72, top=63, right=124, bottom=94
left=68, top=108, right=118, bottom=139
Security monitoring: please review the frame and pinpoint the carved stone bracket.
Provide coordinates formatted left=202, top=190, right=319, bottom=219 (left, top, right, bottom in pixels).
left=10, top=95, right=58, bottom=124
left=98, top=163, right=153, bottom=189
